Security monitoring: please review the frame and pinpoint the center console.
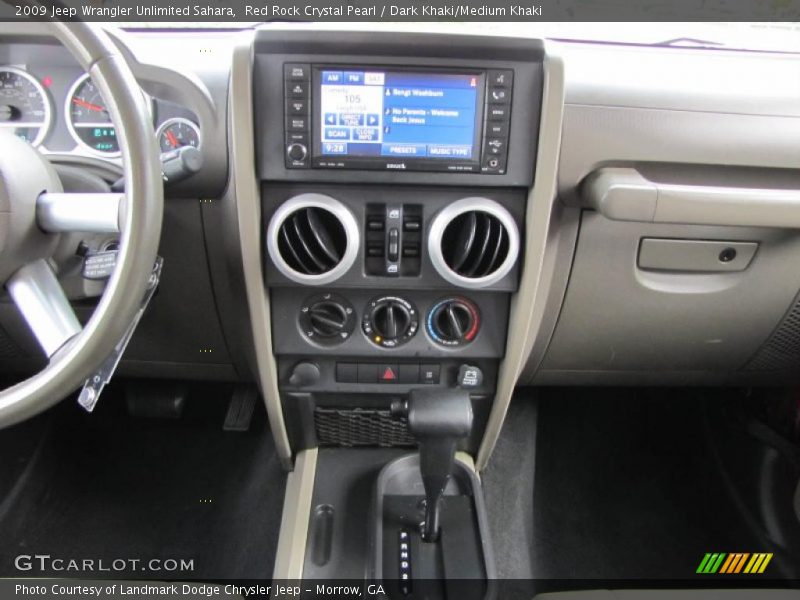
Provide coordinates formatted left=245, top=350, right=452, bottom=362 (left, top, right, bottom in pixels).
left=252, top=30, right=544, bottom=595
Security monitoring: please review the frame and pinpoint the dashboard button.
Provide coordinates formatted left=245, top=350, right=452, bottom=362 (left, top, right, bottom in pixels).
left=287, top=99, right=308, bottom=115
left=367, top=244, right=385, bottom=257
left=403, top=218, right=421, bottom=232
left=399, top=364, right=420, bottom=384
left=357, top=363, right=378, bottom=383
left=488, top=69, right=513, bottom=87
left=286, top=81, right=309, bottom=97
left=487, top=121, right=509, bottom=137
left=419, top=364, right=440, bottom=385
left=388, top=228, right=400, bottom=262
left=485, top=138, right=506, bottom=155
left=286, top=116, right=308, bottom=131
left=378, top=364, right=399, bottom=383
left=489, top=87, right=510, bottom=103
left=488, top=105, right=509, bottom=121
left=336, top=363, right=358, bottom=383
left=284, top=63, right=310, bottom=80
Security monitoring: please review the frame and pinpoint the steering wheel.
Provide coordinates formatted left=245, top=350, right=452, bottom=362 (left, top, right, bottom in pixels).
left=0, top=22, right=163, bottom=427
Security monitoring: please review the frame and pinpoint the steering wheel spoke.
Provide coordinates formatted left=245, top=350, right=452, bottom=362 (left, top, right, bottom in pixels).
left=6, top=259, right=82, bottom=358
left=36, top=192, right=123, bottom=234
left=0, top=23, right=162, bottom=429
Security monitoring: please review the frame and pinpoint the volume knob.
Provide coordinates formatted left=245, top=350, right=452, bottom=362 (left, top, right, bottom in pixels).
left=287, top=143, right=307, bottom=162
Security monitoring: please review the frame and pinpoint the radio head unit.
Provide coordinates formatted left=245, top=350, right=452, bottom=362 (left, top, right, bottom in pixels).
left=284, top=64, right=513, bottom=174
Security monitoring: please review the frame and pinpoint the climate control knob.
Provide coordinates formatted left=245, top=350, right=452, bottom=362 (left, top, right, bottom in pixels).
left=426, top=297, right=480, bottom=347
left=299, top=293, right=355, bottom=346
left=363, top=296, right=419, bottom=348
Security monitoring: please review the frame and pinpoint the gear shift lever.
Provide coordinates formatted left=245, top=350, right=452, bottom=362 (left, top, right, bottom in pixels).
left=391, top=389, right=473, bottom=542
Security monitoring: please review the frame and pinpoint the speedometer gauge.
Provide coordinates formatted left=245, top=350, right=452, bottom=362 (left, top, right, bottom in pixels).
left=0, top=66, right=52, bottom=146
left=65, top=73, right=120, bottom=156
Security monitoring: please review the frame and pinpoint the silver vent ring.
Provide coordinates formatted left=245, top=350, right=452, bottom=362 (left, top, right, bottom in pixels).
left=428, top=197, right=520, bottom=289
left=267, top=193, right=360, bottom=286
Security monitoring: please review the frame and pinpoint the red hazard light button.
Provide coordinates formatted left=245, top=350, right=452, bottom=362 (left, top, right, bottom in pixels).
left=379, top=364, right=399, bottom=383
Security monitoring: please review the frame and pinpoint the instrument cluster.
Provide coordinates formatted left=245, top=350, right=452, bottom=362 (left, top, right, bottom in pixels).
left=0, top=64, right=200, bottom=159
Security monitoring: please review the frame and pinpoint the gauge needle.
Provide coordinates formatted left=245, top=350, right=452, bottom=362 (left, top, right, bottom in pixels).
left=72, top=97, right=105, bottom=113
left=166, top=130, right=179, bottom=148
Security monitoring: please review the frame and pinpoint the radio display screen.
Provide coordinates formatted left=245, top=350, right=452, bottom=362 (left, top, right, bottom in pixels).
left=315, top=68, right=484, bottom=163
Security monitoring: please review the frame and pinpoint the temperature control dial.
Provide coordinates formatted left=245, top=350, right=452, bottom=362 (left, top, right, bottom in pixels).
left=426, top=297, right=480, bottom=347
left=363, top=296, right=419, bottom=348
left=299, top=293, right=355, bottom=346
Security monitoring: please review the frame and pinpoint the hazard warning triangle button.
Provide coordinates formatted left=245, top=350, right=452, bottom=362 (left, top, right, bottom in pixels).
left=379, top=365, right=398, bottom=382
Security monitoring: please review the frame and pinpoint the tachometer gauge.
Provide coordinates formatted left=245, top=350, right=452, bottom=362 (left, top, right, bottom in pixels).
left=66, top=73, right=120, bottom=156
left=157, top=117, right=200, bottom=152
left=0, top=66, right=52, bottom=146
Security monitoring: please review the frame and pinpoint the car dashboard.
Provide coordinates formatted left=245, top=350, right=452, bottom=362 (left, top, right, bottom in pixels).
left=1, top=23, right=799, bottom=475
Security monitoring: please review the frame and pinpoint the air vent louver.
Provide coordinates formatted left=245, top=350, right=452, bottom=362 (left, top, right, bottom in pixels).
left=277, top=207, right=345, bottom=275
left=267, top=194, right=360, bottom=285
left=442, top=211, right=510, bottom=278
left=428, top=197, right=520, bottom=289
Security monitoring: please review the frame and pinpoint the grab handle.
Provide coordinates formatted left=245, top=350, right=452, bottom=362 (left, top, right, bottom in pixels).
left=584, top=168, right=800, bottom=228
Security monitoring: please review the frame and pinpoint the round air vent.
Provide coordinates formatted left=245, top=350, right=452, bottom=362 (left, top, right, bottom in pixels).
left=267, top=194, right=360, bottom=285
left=428, top=198, right=520, bottom=288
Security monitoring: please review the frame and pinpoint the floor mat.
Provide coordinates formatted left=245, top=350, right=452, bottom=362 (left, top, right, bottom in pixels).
left=0, top=382, right=286, bottom=580
left=484, top=388, right=800, bottom=584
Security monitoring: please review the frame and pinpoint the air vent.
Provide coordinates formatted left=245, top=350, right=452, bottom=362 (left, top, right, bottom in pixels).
left=267, top=194, right=359, bottom=285
left=428, top=198, right=520, bottom=288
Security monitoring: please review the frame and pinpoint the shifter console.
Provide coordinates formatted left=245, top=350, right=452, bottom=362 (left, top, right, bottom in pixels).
left=372, top=389, right=494, bottom=599
left=392, top=389, right=473, bottom=542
